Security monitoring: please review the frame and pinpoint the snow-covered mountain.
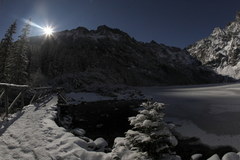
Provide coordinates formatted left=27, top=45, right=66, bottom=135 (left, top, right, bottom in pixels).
left=188, top=12, right=240, bottom=79
left=29, top=25, right=227, bottom=89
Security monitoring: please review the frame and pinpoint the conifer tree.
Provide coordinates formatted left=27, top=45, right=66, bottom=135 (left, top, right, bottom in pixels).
left=0, top=21, right=17, bottom=81
left=125, top=102, right=178, bottom=160
left=5, top=20, right=31, bottom=84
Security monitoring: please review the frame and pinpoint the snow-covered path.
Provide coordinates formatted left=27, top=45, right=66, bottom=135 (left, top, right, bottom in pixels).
left=139, top=83, right=240, bottom=150
left=0, top=96, right=110, bottom=160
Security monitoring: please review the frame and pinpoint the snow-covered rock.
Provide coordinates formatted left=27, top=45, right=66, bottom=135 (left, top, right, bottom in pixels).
left=191, top=154, right=203, bottom=160
left=61, top=115, right=72, bottom=128
left=207, top=154, right=221, bottom=160
left=94, top=137, right=108, bottom=152
left=72, top=128, right=86, bottom=136
left=222, top=152, right=240, bottom=160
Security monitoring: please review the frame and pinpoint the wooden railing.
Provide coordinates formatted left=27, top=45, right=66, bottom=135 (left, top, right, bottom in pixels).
left=0, top=83, right=29, bottom=119
left=56, top=87, right=67, bottom=104
left=29, top=87, right=53, bottom=104
left=0, top=83, right=67, bottom=119
left=29, top=87, right=67, bottom=104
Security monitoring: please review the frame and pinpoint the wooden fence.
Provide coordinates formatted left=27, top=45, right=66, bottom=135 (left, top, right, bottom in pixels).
left=0, top=83, right=29, bottom=119
left=0, top=83, right=67, bottom=119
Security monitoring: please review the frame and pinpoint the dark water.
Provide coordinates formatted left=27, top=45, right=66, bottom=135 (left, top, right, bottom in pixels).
left=56, top=100, right=143, bottom=147
left=56, top=98, right=237, bottom=159
left=175, top=135, right=237, bottom=160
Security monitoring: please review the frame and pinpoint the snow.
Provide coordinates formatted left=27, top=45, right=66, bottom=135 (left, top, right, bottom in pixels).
left=206, top=152, right=240, bottom=160
left=138, top=83, right=240, bottom=150
left=72, top=128, right=86, bottom=136
left=94, top=138, right=108, bottom=152
left=191, top=154, right=203, bottom=160
left=188, top=18, right=240, bottom=79
left=111, top=137, right=150, bottom=160
left=0, top=95, right=111, bottom=160
left=2, top=85, right=240, bottom=159
left=207, top=154, right=221, bottom=160
left=216, top=61, right=240, bottom=79
left=222, top=152, right=240, bottom=160
left=0, top=83, right=29, bottom=88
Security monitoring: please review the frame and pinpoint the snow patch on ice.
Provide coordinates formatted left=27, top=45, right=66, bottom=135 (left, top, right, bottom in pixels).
left=167, top=117, right=240, bottom=150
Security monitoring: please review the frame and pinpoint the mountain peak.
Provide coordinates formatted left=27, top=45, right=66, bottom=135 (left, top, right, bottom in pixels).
left=187, top=11, right=240, bottom=79
left=236, top=11, right=240, bottom=21
left=210, top=27, right=225, bottom=37
left=96, top=25, right=130, bottom=38
left=75, top=26, right=89, bottom=33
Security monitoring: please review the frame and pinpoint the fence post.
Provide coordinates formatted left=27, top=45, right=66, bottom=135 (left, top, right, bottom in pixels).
left=21, top=90, right=25, bottom=107
left=4, top=87, right=9, bottom=118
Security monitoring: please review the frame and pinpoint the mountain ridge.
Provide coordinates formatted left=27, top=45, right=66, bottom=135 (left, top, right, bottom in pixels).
left=187, top=12, right=240, bottom=79
left=28, top=25, right=230, bottom=89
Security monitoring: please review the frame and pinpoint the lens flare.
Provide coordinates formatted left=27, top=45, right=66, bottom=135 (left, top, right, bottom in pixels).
left=43, top=26, right=54, bottom=36
left=24, top=19, right=43, bottom=29
left=23, top=19, right=55, bottom=36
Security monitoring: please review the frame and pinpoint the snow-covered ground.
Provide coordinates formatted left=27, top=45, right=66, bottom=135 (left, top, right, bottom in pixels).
left=0, top=96, right=111, bottom=160
left=139, top=83, right=240, bottom=150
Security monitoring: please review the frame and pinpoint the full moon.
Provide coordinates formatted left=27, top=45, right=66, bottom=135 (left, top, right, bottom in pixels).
left=43, top=26, right=54, bottom=36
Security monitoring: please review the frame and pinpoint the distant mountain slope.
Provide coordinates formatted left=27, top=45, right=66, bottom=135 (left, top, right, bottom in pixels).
left=188, top=12, right=240, bottom=79
left=29, top=25, right=227, bottom=89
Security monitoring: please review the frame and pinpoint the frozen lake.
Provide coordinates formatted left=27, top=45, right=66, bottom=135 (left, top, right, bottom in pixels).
left=139, top=83, right=240, bottom=150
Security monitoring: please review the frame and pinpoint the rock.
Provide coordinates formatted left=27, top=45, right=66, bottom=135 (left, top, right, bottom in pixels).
left=222, top=152, right=240, bottom=160
left=96, top=124, right=103, bottom=128
left=72, top=128, right=86, bottom=136
left=81, top=136, right=91, bottom=143
left=207, top=154, right=220, bottom=160
left=62, top=115, right=72, bottom=128
left=168, top=135, right=178, bottom=147
left=87, top=139, right=96, bottom=150
left=161, top=155, right=182, bottom=160
left=236, top=12, right=240, bottom=21
left=237, top=152, right=240, bottom=157
left=187, top=12, right=240, bottom=80
left=191, top=154, right=202, bottom=160
left=94, top=137, right=108, bottom=152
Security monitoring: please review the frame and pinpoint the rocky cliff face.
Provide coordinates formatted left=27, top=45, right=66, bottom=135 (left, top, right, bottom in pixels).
left=29, top=25, right=227, bottom=89
left=188, top=12, right=240, bottom=79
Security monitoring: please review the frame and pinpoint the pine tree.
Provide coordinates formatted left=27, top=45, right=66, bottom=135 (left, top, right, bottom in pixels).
left=125, top=102, right=179, bottom=160
left=0, top=21, right=17, bottom=82
left=5, top=20, right=31, bottom=84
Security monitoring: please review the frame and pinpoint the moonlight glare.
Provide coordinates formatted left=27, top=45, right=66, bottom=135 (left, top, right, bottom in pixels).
left=24, top=19, right=54, bottom=36
left=43, top=26, right=54, bottom=36
left=24, top=19, right=43, bottom=29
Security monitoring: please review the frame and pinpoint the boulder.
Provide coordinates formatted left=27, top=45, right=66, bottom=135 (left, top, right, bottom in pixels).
left=207, top=154, right=220, bottom=160
left=94, top=137, right=108, bottom=152
left=72, top=128, right=86, bottom=136
left=222, top=152, right=240, bottom=160
left=191, top=154, right=203, bottom=160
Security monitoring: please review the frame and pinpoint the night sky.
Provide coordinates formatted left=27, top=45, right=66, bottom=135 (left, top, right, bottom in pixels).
left=1, top=0, right=240, bottom=48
